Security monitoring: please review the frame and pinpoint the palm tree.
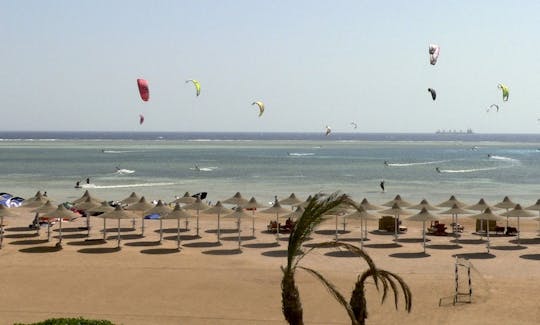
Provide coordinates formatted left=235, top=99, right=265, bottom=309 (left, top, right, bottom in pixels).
left=281, top=192, right=356, bottom=325
left=281, top=192, right=412, bottom=325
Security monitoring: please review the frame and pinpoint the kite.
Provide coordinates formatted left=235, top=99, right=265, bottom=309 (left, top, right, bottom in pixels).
left=325, top=125, right=331, bottom=136
left=252, top=101, right=264, bottom=117
left=139, top=114, right=144, bottom=125
left=498, top=83, right=509, bottom=101
left=428, top=88, right=437, bottom=100
left=487, top=104, right=499, bottom=113
left=185, top=79, right=201, bottom=97
left=429, top=44, right=440, bottom=65
left=350, top=121, right=358, bottom=129
left=137, top=79, right=149, bottom=101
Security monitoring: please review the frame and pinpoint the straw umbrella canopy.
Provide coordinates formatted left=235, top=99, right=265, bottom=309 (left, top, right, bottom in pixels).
left=95, top=206, right=136, bottom=249
left=438, top=204, right=473, bottom=244
left=500, top=204, right=536, bottom=246
left=358, top=198, right=383, bottom=211
left=468, top=208, right=503, bottom=253
left=466, top=198, right=497, bottom=234
left=240, top=197, right=266, bottom=237
left=494, top=196, right=517, bottom=231
left=183, top=197, right=210, bottom=237
left=379, top=203, right=411, bottom=240
left=223, top=207, right=253, bottom=250
left=73, top=196, right=101, bottom=236
left=126, top=196, right=154, bottom=236
left=343, top=206, right=378, bottom=248
left=280, top=193, right=303, bottom=207
left=72, top=190, right=102, bottom=205
left=323, top=203, right=354, bottom=241
left=204, top=201, right=233, bottom=243
left=223, top=192, right=249, bottom=206
left=144, top=200, right=173, bottom=243
left=173, top=192, right=196, bottom=205
left=22, top=192, right=51, bottom=208
left=87, top=201, right=114, bottom=240
left=32, top=200, right=57, bottom=239
left=407, top=208, right=438, bottom=253
left=120, top=192, right=140, bottom=205
left=408, top=199, right=439, bottom=211
left=162, top=204, right=192, bottom=250
left=260, top=201, right=291, bottom=241
left=525, top=199, right=540, bottom=234
left=282, top=206, right=304, bottom=221
left=437, top=195, right=468, bottom=208
left=293, top=195, right=313, bottom=208
left=382, top=194, right=412, bottom=208
left=0, top=205, right=19, bottom=248
left=41, top=204, right=79, bottom=247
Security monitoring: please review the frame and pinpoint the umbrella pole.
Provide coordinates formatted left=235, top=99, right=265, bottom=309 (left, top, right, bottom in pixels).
left=185, top=217, right=189, bottom=231
left=117, top=218, right=121, bottom=249
left=177, top=218, right=181, bottom=250
left=196, top=209, right=200, bottom=237
left=343, top=216, right=347, bottom=232
left=455, top=214, right=460, bottom=246
left=360, top=217, right=364, bottom=249
left=252, top=211, right=255, bottom=237
left=47, top=221, right=51, bottom=242
left=141, top=217, right=145, bottom=236
left=217, top=213, right=221, bottom=243
left=87, top=215, right=91, bottom=237
left=486, top=219, right=490, bottom=254
left=103, top=218, right=107, bottom=241
left=517, top=216, right=521, bottom=246
left=335, top=215, right=339, bottom=241
left=276, top=213, right=280, bottom=242
left=0, top=216, right=4, bottom=249
left=58, top=217, right=63, bottom=246
left=422, top=220, right=426, bottom=254
left=237, top=216, right=241, bottom=250
left=159, top=218, right=163, bottom=244
left=394, top=214, right=398, bottom=241
left=35, top=213, right=40, bottom=235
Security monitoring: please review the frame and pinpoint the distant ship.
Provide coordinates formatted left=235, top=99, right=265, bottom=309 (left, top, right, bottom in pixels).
left=435, top=128, right=474, bottom=134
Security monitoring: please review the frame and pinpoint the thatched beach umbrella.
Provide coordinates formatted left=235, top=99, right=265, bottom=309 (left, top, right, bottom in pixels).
left=466, top=198, right=496, bottom=234
left=223, top=207, right=253, bottom=250
left=494, top=196, right=517, bottom=231
left=241, top=197, right=266, bottom=237
left=74, top=196, right=101, bottom=236
left=382, top=194, right=412, bottom=208
left=183, top=197, right=210, bottom=237
left=280, top=193, right=303, bottom=207
left=120, top=192, right=140, bottom=205
left=23, top=192, right=51, bottom=208
left=358, top=198, right=382, bottom=239
left=293, top=195, right=312, bottom=208
left=500, top=204, right=536, bottom=246
left=468, top=208, right=503, bottom=253
left=163, top=204, right=192, bottom=250
left=144, top=200, right=172, bottom=243
left=282, top=206, right=304, bottom=221
left=525, top=199, right=540, bottom=234
left=126, top=196, right=154, bottom=236
left=324, top=203, right=354, bottom=241
left=379, top=203, right=411, bottom=240
left=173, top=192, right=196, bottom=205
left=32, top=200, right=57, bottom=240
left=409, top=199, right=439, bottom=211
left=73, top=190, right=102, bottom=205
left=87, top=201, right=114, bottom=240
left=343, top=206, right=378, bottom=248
left=407, top=208, right=438, bottom=253
left=0, top=205, right=19, bottom=248
left=223, top=192, right=249, bottom=206
left=438, top=204, right=473, bottom=244
left=41, top=204, right=79, bottom=248
left=261, top=200, right=290, bottom=242
left=204, top=201, right=233, bottom=243
left=95, top=206, right=136, bottom=249
left=437, top=195, right=467, bottom=208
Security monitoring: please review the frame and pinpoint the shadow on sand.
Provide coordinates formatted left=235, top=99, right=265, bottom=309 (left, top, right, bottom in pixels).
left=78, top=247, right=121, bottom=254
left=182, top=241, right=221, bottom=248
left=261, top=250, right=289, bottom=258
left=325, top=250, right=360, bottom=258
left=450, top=239, right=486, bottom=245
left=452, top=252, right=496, bottom=259
left=489, top=245, right=527, bottom=251
left=427, top=244, right=462, bottom=250
left=52, top=227, right=84, bottom=233
left=396, top=238, right=430, bottom=243
left=67, top=239, right=107, bottom=246
left=206, top=228, right=239, bottom=234
left=124, top=241, right=162, bottom=247
left=140, top=248, right=180, bottom=255
left=53, top=233, right=88, bottom=239
left=19, top=246, right=62, bottom=253
left=519, top=254, right=540, bottom=261
left=4, top=233, right=39, bottom=239
left=389, top=252, right=430, bottom=259
left=9, top=239, right=49, bottom=245
left=509, top=238, right=540, bottom=245
left=363, top=243, right=402, bottom=249
left=5, top=227, right=36, bottom=232
left=202, top=248, right=242, bottom=255
left=242, top=242, right=280, bottom=249
left=155, top=228, right=190, bottom=234
left=220, top=235, right=256, bottom=242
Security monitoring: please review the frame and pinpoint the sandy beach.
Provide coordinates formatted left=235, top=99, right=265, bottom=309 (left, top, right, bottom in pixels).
left=0, top=201, right=539, bottom=325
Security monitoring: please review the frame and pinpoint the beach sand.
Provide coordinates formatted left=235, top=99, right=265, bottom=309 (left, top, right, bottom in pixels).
left=0, top=205, right=539, bottom=324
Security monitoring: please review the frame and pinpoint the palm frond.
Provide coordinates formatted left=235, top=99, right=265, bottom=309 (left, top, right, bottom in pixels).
left=299, top=266, right=359, bottom=325
left=379, top=270, right=412, bottom=312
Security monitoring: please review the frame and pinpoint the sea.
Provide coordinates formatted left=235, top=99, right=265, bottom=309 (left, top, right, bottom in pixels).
left=1, top=131, right=540, bottom=206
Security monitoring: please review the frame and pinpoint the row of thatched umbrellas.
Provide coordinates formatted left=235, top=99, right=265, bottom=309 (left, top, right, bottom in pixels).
left=2, top=191, right=540, bottom=253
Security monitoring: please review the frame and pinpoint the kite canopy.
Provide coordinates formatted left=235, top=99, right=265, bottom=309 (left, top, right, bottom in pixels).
left=498, top=83, right=509, bottom=101
left=325, top=125, right=331, bottom=136
left=137, top=79, right=149, bottom=101
left=252, top=101, right=264, bottom=117
left=186, top=79, right=201, bottom=97
left=487, top=104, right=499, bottom=113
left=429, top=44, right=440, bottom=65
left=139, top=114, right=144, bottom=125
left=350, top=121, right=358, bottom=129
left=428, top=88, right=436, bottom=100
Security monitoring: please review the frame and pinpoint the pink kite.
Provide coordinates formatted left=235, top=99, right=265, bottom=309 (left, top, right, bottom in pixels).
left=137, top=79, right=149, bottom=101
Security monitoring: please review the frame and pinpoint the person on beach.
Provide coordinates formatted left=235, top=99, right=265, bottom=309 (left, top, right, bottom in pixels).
left=75, top=181, right=80, bottom=188
left=380, top=180, right=385, bottom=192
left=86, top=178, right=90, bottom=184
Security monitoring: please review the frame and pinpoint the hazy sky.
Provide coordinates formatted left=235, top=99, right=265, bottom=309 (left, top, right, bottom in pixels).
left=2, top=1, right=540, bottom=133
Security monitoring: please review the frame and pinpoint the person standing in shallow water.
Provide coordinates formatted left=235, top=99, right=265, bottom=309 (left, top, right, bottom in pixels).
left=380, top=180, right=385, bottom=192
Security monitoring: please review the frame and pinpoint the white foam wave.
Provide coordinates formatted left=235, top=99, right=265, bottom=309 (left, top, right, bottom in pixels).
left=288, top=152, right=315, bottom=156
left=437, top=166, right=501, bottom=173
left=102, top=150, right=133, bottom=154
left=190, top=166, right=218, bottom=172
left=81, top=182, right=174, bottom=189
left=489, top=155, right=519, bottom=163
left=387, top=160, right=448, bottom=167
left=115, top=169, right=135, bottom=175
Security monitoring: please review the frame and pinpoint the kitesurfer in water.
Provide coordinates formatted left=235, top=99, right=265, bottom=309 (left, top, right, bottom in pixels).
left=86, top=178, right=90, bottom=184
left=384, top=160, right=389, bottom=166
left=380, top=180, right=385, bottom=192
left=435, top=167, right=441, bottom=173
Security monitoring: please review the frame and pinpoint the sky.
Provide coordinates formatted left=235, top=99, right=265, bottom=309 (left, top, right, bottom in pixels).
left=2, top=1, right=540, bottom=133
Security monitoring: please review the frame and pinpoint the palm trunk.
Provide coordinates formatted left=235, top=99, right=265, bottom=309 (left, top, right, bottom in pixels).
left=282, top=269, right=303, bottom=325
left=349, top=281, right=368, bottom=325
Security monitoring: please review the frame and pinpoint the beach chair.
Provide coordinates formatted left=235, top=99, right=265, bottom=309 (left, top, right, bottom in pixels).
left=475, top=220, right=497, bottom=232
left=428, top=221, right=447, bottom=236
left=267, top=220, right=279, bottom=233
left=378, top=216, right=396, bottom=232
